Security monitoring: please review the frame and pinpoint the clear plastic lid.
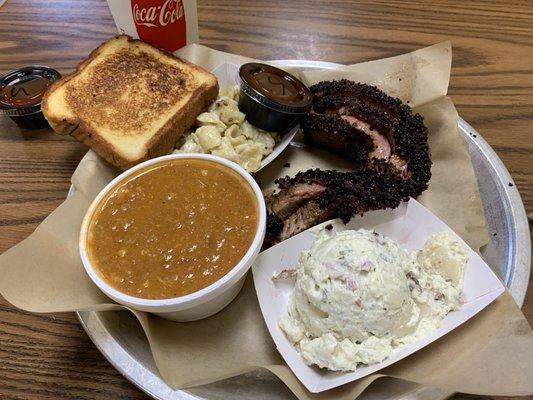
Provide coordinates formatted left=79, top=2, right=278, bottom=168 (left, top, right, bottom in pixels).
left=239, top=63, right=312, bottom=114
left=0, top=65, right=61, bottom=116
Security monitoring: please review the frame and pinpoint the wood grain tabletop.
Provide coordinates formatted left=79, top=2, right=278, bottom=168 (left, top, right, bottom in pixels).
left=0, top=0, right=531, bottom=399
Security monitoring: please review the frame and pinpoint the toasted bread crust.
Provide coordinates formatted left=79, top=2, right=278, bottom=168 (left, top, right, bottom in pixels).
left=42, top=35, right=218, bottom=170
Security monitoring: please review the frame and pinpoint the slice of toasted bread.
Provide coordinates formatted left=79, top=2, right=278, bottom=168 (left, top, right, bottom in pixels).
left=42, top=35, right=218, bottom=169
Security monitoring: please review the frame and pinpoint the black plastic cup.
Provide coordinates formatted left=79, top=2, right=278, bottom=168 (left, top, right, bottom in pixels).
left=238, top=63, right=312, bottom=133
left=0, top=65, right=61, bottom=130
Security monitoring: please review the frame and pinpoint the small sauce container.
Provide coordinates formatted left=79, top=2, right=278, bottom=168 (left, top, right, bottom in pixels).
left=238, top=63, right=312, bottom=133
left=0, top=65, right=61, bottom=129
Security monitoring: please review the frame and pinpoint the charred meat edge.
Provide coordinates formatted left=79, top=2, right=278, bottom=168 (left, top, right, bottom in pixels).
left=265, top=80, right=431, bottom=245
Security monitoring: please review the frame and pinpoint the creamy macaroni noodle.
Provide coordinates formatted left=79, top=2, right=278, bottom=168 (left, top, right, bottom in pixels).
left=175, top=85, right=277, bottom=172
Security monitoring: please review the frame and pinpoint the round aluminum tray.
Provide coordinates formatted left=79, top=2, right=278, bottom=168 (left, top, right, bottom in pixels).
left=76, top=60, right=530, bottom=400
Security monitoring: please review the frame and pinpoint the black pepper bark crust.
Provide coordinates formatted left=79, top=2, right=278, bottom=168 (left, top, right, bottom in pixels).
left=265, top=80, right=432, bottom=245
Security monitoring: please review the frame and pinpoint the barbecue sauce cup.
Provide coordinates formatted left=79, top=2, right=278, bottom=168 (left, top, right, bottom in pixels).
left=238, top=63, right=312, bottom=133
left=0, top=66, right=61, bottom=130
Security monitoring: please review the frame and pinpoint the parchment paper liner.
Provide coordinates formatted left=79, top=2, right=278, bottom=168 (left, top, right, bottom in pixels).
left=1, top=42, right=531, bottom=399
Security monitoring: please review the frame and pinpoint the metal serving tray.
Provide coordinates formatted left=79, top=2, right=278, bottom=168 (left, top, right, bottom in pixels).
left=76, top=61, right=531, bottom=400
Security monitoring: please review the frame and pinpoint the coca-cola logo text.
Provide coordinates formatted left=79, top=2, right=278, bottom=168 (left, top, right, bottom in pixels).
left=133, top=0, right=184, bottom=28
left=130, top=0, right=187, bottom=52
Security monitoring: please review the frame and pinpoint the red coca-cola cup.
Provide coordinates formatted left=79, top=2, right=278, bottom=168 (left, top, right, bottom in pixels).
left=107, top=0, right=198, bottom=53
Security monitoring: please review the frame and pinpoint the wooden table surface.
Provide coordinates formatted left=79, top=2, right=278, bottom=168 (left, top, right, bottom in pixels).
left=0, top=0, right=531, bottom=399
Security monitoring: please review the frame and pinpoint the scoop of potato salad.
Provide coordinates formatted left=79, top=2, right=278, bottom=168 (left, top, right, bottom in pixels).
left=278, top=228, right=466, bottom=371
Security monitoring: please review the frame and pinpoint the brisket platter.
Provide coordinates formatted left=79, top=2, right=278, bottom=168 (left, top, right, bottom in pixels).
left=265, top=79, right=432, bottom=245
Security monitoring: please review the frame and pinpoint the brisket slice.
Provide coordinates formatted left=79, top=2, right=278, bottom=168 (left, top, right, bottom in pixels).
left=279, top=201, right=331, bottom=242
left=264, top=80, right=432, bottom=246
left=265, top=168, right=406, bottom=245
left=266, top=179, right=327, bottom=219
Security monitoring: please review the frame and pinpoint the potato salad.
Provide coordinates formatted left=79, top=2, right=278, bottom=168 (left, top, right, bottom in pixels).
left=175, top=85, right=277, bottom=172
left=278, top=229, right=467, bottom=372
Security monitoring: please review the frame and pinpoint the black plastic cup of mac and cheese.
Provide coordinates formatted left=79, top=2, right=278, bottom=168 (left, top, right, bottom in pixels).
left=0, top=65, right=61, bottom=130
left=238, top=63, right=312, bottom=133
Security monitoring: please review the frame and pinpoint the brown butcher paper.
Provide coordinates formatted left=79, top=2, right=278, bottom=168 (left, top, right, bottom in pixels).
left=1, top=42, right=531, bottom=400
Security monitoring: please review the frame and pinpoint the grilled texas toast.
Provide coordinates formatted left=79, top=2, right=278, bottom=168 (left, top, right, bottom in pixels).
left=42, top=35, right=218, bottom=169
